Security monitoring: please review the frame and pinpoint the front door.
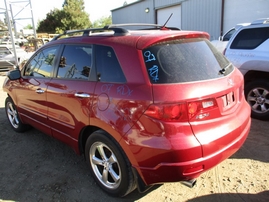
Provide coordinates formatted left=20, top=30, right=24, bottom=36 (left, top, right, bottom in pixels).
left=17, top=45, right=60, bottom=135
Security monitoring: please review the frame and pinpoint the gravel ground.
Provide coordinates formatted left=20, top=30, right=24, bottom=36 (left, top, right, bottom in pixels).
left=0, top=74, right=268, bottom=202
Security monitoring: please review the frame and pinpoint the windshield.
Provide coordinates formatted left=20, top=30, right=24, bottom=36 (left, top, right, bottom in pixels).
left=143, top=38, right=233, bottom=84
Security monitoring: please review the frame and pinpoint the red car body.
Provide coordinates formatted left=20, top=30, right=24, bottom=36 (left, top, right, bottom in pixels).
left=2, top=26, right=251, bottom=196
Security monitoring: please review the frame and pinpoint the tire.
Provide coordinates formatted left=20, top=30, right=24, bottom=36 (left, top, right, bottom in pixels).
left=245, top=80, right=269, bottom=120
left=85, top=130, right=136, bottom=197
left=5, top=97, right=30, bottom=132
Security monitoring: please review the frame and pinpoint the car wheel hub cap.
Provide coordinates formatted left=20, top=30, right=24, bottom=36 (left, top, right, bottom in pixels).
left=90, top=142, right=121, bottom=190
left=256, top=96, right=265, bottom=105
left=248, top=87, right=269, bottom=113
left=7, top=102, right=19, bottom=128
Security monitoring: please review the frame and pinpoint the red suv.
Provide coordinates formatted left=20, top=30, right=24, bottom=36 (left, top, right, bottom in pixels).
left=2, top=24, right=251, bottom=197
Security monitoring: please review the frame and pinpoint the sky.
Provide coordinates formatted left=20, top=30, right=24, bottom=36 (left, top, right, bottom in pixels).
left=0, top=0, right=137, bottom=30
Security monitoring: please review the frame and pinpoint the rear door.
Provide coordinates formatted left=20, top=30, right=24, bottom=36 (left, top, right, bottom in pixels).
left=47, top=44, right=95, bottom=148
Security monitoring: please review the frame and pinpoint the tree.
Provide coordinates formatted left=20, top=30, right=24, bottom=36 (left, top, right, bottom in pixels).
left=37, top=9, right=64, bottom=33
left=24, top=24, right=33, bottom=29
left=37, top=0, right=91, bottom=33
left=61, top=0, right=91, bottom=31
left=92, top=16, right=112, bottom=28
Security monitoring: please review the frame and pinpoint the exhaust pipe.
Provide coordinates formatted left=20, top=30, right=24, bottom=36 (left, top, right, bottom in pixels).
left=180, top=179, right=197, bottom=188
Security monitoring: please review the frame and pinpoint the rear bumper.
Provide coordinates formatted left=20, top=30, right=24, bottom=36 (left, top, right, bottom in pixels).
left=133, top=117, right=250, bottom=185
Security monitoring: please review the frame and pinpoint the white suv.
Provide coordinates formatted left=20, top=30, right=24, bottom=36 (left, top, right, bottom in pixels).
left=224, top=18, right=269, bottom=120
left=211, top=23, right=249, bottom=53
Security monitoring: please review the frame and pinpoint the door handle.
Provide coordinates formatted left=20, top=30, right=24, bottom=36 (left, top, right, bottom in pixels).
left=75, top=93, right=90, bottom=98
left=36, top=89, right=45, bottom=94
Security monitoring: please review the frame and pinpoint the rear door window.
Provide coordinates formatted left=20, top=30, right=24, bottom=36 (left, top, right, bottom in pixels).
left=143, top=38, right=232, bottom=84
left=57, top=45, right=92, bottom=80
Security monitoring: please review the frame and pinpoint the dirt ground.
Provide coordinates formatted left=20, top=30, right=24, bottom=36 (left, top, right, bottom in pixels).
left=0, top=74, right=268, bottom=202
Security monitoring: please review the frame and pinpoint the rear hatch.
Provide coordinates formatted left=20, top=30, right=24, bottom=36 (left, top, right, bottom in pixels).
left=141, top=35, right=249, bottom=157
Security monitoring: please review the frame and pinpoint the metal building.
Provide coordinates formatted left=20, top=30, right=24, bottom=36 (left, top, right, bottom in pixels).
left=112, top=0, right=269, bottom=40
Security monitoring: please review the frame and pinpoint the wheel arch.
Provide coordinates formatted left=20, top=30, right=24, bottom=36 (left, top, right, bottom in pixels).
left=78, top=126, right=139, bottom=166
left=244, top=70, right=269, bottom=84
left=78, top=125, right=146, bottom=186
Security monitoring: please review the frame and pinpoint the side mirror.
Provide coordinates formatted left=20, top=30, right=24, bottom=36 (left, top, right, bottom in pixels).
left=219, top=36, right=223, bottom=41
left=7, top=69, right=21, bottom=80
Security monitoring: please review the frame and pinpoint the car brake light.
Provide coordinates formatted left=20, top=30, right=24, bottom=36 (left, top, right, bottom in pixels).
left=145, top=99, right=217, bottom=122
left=144, top=103, right=189, bottom=122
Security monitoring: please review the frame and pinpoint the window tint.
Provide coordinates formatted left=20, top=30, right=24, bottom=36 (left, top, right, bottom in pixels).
left=24, top=46, right=58, bottom=77
left=57, top=45, right=92, bottom=80
left=231, top=27, right=269, bottom=49
left=143, top=38, right=232, bottom=84
left=95, top=45, right=126, bottom=83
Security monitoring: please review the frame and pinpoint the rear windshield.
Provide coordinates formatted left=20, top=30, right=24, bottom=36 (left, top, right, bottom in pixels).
left=143, top=38, right=233, bottom=84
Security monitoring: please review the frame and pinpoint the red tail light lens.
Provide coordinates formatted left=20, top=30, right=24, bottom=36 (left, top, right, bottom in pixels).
left=145, top=99, right=217, bottom=122
left=144, top=103, right=188, bottom=122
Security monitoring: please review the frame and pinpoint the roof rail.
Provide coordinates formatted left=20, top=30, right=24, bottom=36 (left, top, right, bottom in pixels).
left=51, top=23, right=180, bottom=41
left=251, top=18, right=269, bottom=25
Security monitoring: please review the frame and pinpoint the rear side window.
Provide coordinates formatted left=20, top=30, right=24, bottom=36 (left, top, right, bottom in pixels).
left=95, top=45, right=126, bottom=83
left=231, top=27, right=269, bottom=49
left=143, top=38, right=232, bottom=84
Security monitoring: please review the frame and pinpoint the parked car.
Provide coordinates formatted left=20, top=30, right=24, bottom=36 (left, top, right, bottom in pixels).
left=211, top=23, right=250, bottom=53
left=0, top=44, right=31, bottom=71
left=224, top=18, right=269, bottom=120
left=2, top=24, right=251, bottom=197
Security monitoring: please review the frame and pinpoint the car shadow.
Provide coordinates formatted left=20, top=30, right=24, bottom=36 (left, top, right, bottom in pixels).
left=186, top=191, right=269, bottom=202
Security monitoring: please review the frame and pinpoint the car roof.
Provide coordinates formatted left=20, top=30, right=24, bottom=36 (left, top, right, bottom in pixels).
left=250, top=18, right=269, bottom=25
left=47, top=24, right=210, bottom=50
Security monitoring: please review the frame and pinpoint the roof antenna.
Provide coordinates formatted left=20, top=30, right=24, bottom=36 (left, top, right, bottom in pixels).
left=161, top=13, right=173, bottom=29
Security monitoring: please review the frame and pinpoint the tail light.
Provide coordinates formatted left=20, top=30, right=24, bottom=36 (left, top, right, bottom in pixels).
left=188, top=99, right=217, bottom=120
left=144, top=103, right=189, bottom=122
left=144, top=98, right=217, bottom=122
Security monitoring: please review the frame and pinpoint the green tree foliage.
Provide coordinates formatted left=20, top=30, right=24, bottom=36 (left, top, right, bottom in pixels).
left=37, top=0, right=91, bottom=34
left=92, top=16, right=112, bottom=28
left=24, top=24, right=33, bottom=29
left=61, top=0, right=91, bottom=31
left=37, top=9, right=65, bottom=33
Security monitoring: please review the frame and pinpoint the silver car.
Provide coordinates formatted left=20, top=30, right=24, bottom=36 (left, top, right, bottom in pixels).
left=224, top=18, right=269, bottom=120
left=0, top=44, right=30, bottom=71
